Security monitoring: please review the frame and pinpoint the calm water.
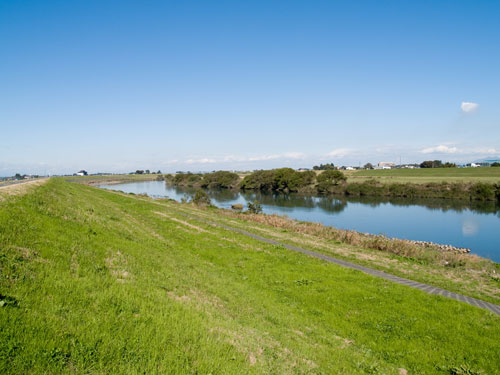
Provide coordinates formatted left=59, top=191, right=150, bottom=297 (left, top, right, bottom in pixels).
left=100, top=181, right=500, bottom=262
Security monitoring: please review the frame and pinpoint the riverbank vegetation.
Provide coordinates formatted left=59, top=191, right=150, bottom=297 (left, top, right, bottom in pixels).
left=1, top=179, right=499, bottom=374
left=164, top=168, right=500, bottom=201
left=238, top=169, right=500, bottom=201
left=166, top=171, right=239, bottom=189
left=239, top=168, right=316, bottom=193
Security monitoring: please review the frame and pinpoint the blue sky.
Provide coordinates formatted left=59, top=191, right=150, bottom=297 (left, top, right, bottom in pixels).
left=1, top=0, right=499, bottom=175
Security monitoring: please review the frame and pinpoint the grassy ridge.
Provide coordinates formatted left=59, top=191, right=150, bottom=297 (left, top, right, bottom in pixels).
left=1, top=179, right=499, bottom=374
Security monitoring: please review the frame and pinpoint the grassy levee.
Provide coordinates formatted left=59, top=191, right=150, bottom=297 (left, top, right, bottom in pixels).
left=163, top=205, right=500, bottom=305
left=1, top=179, right=499, bottom=374
left=68, top=174, right=159, bottom=185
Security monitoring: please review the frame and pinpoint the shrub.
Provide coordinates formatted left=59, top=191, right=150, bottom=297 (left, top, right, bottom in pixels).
left=173, top=173, right=203, bottom=187
left=201, top=171, right=239, bottom=189
left=192, top=189, right=211, bottom=206
left=240, top=169, right=315, bottom=192
left=240, top=170, right=276, bottom=190
left=247, top=200, right=263, bottom=214
left=316, top=170, right=346, bottom=193
left=471, top=183, right=496, bottom=201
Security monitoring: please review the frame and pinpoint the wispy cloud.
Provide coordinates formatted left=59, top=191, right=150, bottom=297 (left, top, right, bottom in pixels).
left=182, top=152, right=307, bottom=165
left=470, top=147, right=499, bottom=155
left=185, top=158, right=217, bottom=164
left=421, top=145, right=458, bottom=154
left=461, top=102, right=479, bottom=113
left=326, top=148, right=352, bottom=158
left=247, top=152, right=306, bottom=161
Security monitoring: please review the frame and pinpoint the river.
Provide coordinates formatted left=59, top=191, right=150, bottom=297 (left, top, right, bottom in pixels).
left=100, top=181, right=500, bottom=262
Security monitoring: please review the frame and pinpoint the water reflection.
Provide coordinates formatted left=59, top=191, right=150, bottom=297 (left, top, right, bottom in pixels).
left=462, top=219, right=479, bottom=236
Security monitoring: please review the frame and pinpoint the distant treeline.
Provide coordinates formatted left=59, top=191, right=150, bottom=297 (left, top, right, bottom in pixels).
left=163, top=169, right=500, bottom=201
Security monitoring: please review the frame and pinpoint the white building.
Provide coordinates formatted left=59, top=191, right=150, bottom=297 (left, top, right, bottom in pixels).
left=376, top=162, right=395, bottom=169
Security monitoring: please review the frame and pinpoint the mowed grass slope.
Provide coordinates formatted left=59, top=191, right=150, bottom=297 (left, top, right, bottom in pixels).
left=348, top=167, right=500, bottom=184
left=1, top=179, right=499, bottom=374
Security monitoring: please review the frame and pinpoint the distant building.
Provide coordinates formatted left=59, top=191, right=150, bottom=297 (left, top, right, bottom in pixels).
left=376, top=162, right=395, bottom=169
left=76, top=170, right=88, bottom=176
left=470, top=159, right=500, bottom=167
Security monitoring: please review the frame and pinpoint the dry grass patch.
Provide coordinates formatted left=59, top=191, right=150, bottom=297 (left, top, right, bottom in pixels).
left=0, top=179, right=47, bottom=200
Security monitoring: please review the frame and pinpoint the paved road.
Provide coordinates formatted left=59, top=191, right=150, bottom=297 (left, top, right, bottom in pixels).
left=175, top=209, right=500, bottom=315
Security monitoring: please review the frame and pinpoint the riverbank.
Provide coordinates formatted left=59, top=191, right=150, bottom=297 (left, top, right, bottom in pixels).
left=90, top=177, right=500, bottom=301
left=166, top=169, right=500, bottom=201
left=1, top=179, right=499, bottom=374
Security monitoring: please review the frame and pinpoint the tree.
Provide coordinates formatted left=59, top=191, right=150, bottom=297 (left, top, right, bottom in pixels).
left=363, top=163, right=374, bottom=169
left=313, top=163, right=335, bottom=170
left=420, top=160, right=442, bottom=168
left=192, top=189, right=211, bottom=206
left=145, top=170, right=150, bottom=174
left=135, top=170, right=144, bottom=174
left=491, top=162, right=500, bottom=167
left=316, top=170, right=346, bottom=193
left=201, top=171, right=240, bottom=189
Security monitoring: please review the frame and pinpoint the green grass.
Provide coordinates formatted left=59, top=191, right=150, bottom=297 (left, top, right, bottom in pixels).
left=1, top=179, right=499, bottom=374
left=348, top=168, right=500, bottom=184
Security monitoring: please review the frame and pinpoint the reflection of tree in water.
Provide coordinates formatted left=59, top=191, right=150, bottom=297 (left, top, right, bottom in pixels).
left=205, top=188, right=240, bottom=203
left=240, top=191, right=316, bottom=208
left=340, top=195, right=500, bottom=215
left=315, top=197, right=347, bottom=214
left=170, top=183, right=500, bottom=216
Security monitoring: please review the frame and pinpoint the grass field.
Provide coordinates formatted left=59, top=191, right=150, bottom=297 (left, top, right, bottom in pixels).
left=347, top=167, right=500, bottom=184
left=1, top=179, right=499, bottom=374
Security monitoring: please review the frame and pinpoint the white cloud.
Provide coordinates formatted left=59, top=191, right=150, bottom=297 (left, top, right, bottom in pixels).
left=185, top=158, right=216, bottom=164
left=421, top=145, right=458, bottom=154
left=471, top=147, right=499, bottom=155
left=248, top=152, right=306, bottom=162
left=282, top=152, right=306, bottom=159
left=182, top=152, right=307, bottom=164
left=461, top=102, right=479, bottom=113
left=326, top=148, right=352, bottom=158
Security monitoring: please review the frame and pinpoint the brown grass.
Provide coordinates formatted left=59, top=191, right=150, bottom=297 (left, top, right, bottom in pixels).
left=0, top=179, right=48, bottom=200
left=216, top=210, right=493, bottom=270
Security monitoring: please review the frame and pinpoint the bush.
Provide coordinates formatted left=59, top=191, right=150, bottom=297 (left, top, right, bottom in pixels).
left=316, top=170, right=346, bottom=193
left=240, top=170, right=276, bottom=190
left=173, top=173, right=203, bottom=187
left=201, top=171, right=239, bottom=189
left=471, top=183, right=496, bottom=201
left=247, top=200, right=263, bottom=214
left=240, top=169, right=315, bottom=192
left=192, top=189, right=211, bottom=206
